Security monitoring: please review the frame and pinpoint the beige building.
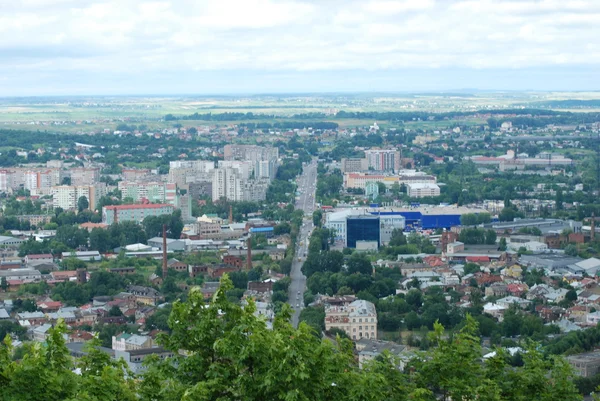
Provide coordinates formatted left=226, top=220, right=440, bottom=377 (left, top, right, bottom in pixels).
left=406, top=183, right=440, bottom=198
left=325, top=299, right=377, bottom=341
left=70, top=167, right=100, bottom=185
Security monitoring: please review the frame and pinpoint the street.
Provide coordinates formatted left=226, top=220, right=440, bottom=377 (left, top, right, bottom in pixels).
left=288, top=158, right=318, bottom=327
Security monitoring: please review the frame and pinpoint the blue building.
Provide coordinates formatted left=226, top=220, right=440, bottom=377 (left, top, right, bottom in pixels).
left=249, top=226, right=275, bottom=238
left=346, top=216, right=380, bottom=248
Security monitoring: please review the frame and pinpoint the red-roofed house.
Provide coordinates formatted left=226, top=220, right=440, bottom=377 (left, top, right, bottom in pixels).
left=466, top=256, right=490, bottom=263
left=37, top=301, right=63, bottom=312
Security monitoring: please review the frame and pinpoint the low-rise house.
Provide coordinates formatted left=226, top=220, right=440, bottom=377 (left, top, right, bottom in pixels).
left=567, top=351, right=600, bottom=377
left=485, top=283, right=509, bottom=297
left=507, top=283, right=529, bottom=297
left=37, top=300, right=63, bottom=312
left=356, top=339, right=407, bottom=368
left=586, top=311, right=600, bottom=325
left=483, top=302, right=508, bottom=321
left=16, top=311, right=46, bottom=326
left=545, top=288, right=569, bottom=303
left=32, top=323, right=53, bottom=342
left=112, top=333, right=155, bottom=351
left=496, top=296, right=531, bottom=309
left=501, top=264, right=523, bottom=279
left=200, top=282, right=221, bottom=299
left=114, top=348, right=174, bottom=374
left=126, top=286, right=162, bottom=306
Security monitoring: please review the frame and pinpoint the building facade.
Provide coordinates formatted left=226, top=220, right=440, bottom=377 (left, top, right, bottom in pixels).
left=102, top=204, right=175, bottom=225
left=325, top=300, right=378, bottom=340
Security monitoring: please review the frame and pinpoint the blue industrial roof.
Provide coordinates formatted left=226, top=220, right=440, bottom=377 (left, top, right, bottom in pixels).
left=250, top=227, right=274, bottom=233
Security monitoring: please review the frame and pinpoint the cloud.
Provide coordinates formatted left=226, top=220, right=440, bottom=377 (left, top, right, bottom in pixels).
left=0, top=0, right=599, bottom=94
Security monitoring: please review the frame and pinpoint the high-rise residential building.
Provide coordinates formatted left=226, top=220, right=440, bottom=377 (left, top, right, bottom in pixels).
left=102, top=204, right=175, bottom=225
left=255, top=159, right=277, bottom=179
left=224, top=145, right=278, bottom=162
left=52, top=184, right=107, bottom=211
left=0, top=170, right=15, bottom=192
left=212, top=168, right=242, bottom=202
left=70, top=167, right=101, bottom=186
left=24, top=169, right=61, bottom=192
left=217, top=161, right=253, bottom=180
left=365, top=149, right=400, bottom=172
left=168, top=161, right=214, bottom=187
left=325, top=300, right=378, bottom=341
left=169, top=160, right=215, bottom=172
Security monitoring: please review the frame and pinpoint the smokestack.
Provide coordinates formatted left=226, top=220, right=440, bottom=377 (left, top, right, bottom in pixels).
left=247, top=236, right=252, bottom=270
left=162, top=224, right=168, bottom=278
left=229, top=205, right=233, bottom=225
left=592, top=213, right=596, bottom=241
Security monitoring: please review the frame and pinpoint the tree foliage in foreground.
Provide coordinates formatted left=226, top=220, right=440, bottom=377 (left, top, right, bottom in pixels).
left=0, top=275, right=583, bottom=401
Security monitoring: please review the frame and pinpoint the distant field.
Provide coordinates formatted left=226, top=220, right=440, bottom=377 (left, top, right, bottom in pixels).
left=1, top=92, right=599, bottom=132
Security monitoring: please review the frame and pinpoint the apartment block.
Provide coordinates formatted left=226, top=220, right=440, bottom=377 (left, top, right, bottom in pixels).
left=224, top=144, right=278, bottom=162
left=70, top=167, right=101, bottom=185
left=365, top=149, right=400, bottom=172
left=102, top=204, right=175, bottom=225
left=52, top=183, right=107, bottom=210
left=118, top=181, right=169, bottom=203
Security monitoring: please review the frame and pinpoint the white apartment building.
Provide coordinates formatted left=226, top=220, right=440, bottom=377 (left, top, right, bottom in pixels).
left=325, top=300, right=378, bottom=341
left=218, top=161, right=253, bottom=180
left=52, top=184, right=107, bottom=210
left=406, top=183, right=440, bottom=198
left=0, top=170, right=15, bottom=192
left=169, top=160, right=215, bottom=172
left=224, top=144, right=278, bottom=162
left=212, top=168, right=242, bottom=202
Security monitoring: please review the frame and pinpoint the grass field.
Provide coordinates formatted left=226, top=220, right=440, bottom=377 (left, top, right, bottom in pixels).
left=1, top=92, right=599, bottom=132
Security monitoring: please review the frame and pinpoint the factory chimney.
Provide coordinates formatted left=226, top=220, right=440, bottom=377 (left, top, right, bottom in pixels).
left=162, top=224, right=168, bottom=278
left=229, top=205, right=233, bottom=225
left=246, top=236, right=252, bottom=270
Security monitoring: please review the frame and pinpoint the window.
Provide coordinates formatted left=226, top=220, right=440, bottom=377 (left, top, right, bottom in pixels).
left=359, top=318, right=362, bottom=323
left=353, top=328, right=356, bottom=332
left=353, top=318, right=356, bottom=323
left=371, top=318, right=374, bottom=322
left=359, top=326, right=362, bottom=330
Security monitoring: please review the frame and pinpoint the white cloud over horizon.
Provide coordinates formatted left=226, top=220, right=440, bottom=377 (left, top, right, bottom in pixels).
left=1, top=0, right=599, bottom=95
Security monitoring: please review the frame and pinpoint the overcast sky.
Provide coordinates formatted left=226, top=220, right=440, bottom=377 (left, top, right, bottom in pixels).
left=1, top=0, right=599, bottom=96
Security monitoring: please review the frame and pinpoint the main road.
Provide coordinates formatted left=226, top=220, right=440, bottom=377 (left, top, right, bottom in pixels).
left=288, top=158, right=318, bottom=327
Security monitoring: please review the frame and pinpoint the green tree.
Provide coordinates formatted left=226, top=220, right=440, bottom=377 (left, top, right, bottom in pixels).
left=0, top=277, right=7, bottom=292
left=313, top=209, right=323, bottom=228
left=77, top=196, right=89, bottom=212
left=498, top=237, right=507, bottom=251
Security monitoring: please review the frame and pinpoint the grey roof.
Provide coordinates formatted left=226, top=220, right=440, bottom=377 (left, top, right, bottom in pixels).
left=357, top=339, right=406, bottom=357
left=0, top=309, right=9, bottom=319
left=348, top=300, right=376, bottom=317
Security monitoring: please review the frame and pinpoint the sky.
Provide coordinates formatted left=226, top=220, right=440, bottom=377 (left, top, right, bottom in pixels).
left=1, top=0, right=599, bottom=96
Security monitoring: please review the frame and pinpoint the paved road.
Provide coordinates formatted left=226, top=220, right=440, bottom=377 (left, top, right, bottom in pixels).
left=288, top=158, right=318, bottom=327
